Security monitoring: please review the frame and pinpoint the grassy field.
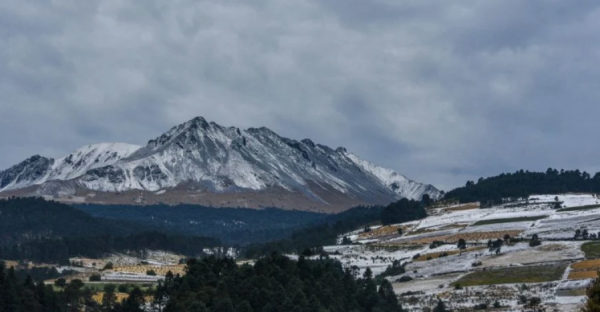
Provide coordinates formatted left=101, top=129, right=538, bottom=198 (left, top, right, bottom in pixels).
left=582, top=242, right=600, bottom=259
left=359, top=225, right=407, bottom=239
left=473, top=216, right=547, bottom=226
left=452, top=264, right=568, bottom=286
left=405, top=227, right=439, bottom=237
left=557, top=204, right=600, bottom=212
left=51, top=282, right=155, bottom=292
left=568, top=270, right=598, bottom=280
left=556, top=288, right=588, bottom=296
left=443, top=203, right=480, bottom=212
left=571, top=259, right=600, bottom=270
left=414, top=247, right=486, bottom=261
left=569, top=259, right=600, bottom=280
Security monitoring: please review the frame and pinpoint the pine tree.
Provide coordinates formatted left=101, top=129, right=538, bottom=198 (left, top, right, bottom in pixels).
left=433, top=299, right=448, bottom=312
left=583, top=270, right=600, bottom=312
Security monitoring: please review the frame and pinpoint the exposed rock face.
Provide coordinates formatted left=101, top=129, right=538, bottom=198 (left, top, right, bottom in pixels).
left=0, top=117, right=441, bottom=210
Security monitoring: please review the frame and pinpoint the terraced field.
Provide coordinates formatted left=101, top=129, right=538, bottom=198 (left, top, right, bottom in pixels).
left=328, top=194, right=600, bottom=311
left=453, top=263, right=568, bottom=286
left=442, top=203, right=480, bottom=212
left=582, top=242, right=600, bottom=259
left=113, top=265, right=185, bottom=276
left=568, top=270, right=598, bottom=280
left=569, top=259, right=600, bottom=280
left=359, top=224, right=410, bottom=239
left=401, top=230, right=524, bottom=244
left=414, top=247, right=486, bottom=261
left=473, top=215, right=547, bottom=226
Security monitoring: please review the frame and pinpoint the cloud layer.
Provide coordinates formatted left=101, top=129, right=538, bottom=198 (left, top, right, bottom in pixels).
left=2, top=0, right=600, bottom=190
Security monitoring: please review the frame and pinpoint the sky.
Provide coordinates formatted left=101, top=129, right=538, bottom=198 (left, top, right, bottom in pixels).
left=2, top=0, right=600, bottom=191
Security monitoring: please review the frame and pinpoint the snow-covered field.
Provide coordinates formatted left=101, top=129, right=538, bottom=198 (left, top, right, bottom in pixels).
left=325, top=194, right=600, bottom=311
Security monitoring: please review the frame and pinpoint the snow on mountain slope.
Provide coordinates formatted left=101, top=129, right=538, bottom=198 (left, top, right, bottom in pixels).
left=345, top=152, right=441, bottom=200
left=47, top=143, right=141, bottom=180
left=0, top=143, right=140, bottom=191
left=0, top=117, right=440, bottom=207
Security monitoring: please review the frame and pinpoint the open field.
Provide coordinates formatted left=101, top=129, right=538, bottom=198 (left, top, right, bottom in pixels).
left=582, top=242, right=600, bottom=258
left=404, top=228, right=440, bottom=237
left=556, top=288, right=588, bottom=296
left=473, top=215, right=547, bottom=226
left=112, top=265, right=185, bottom=276
left=359, top=224, right=407, bottom=239
left=571, top=259, right=600, bottom=270
left=568, top=270, right=598, bottom=280
left=442, top=203, right=480, bottom=212
left=414, top=247, right=486, bottom=261
left=394, top=230, right=525, bottom=245
left=568, top=258, right=600, bottom=280
left=453, top=263, right=568, bottom=286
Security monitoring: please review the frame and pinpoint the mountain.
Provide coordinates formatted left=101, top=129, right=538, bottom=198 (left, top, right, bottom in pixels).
left=0, top=117, right=440, bottom=211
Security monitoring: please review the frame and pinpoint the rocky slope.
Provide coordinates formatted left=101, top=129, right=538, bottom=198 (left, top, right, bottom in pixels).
left=0, top=117, right=440, bottom=211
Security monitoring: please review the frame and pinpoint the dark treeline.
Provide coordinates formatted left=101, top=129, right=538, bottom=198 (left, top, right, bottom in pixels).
left=76, top=204, right=327, bottom=245
left=444, top=168, right=600, bottom=206
left=244, top=197, right=429, bottom=258
left=0, top=231, right=221, bottom=265
left=0, top=260, right=152, bottom=312
left=243, top=205, right=384, bottom=258
left=156, top=254, right=403, bottom=312
left=0, top=197, right=144, bottom=246
left=380, top=198, right=428, bottom=225
left=0, top=255, right=403, bottom=312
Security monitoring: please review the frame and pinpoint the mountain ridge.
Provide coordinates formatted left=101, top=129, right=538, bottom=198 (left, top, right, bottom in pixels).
left=0, top=117, right=440, bottom=211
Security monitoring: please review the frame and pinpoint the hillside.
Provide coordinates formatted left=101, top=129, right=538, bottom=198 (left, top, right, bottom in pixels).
left=0, top=116, right=440, bottom=212
left=0, top=197, right=140, bottom=245
left=0, top=198, right=221, bottom=263
left=444, top=168, right=600, bottom=206
left=314, top=193, right=600, bottom=311
left=75, top=203, right=327, bottom=245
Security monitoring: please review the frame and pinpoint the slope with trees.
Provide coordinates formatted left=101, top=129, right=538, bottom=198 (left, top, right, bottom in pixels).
left=444, top=168, right=600, bottom=206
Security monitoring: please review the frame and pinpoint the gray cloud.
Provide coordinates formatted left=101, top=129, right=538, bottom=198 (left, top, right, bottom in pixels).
left=2, top=0, right=600, bottom=190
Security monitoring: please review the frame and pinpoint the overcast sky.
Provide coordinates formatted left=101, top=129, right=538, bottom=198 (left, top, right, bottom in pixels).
left=2, top=0, right=600, bottom=191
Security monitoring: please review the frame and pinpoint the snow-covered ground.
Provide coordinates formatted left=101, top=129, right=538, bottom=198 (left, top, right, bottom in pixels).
left=324, top=194, right=600, bottom=311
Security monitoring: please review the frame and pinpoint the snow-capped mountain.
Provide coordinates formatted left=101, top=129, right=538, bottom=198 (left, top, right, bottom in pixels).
left=0, top=117, right=441, bottom=211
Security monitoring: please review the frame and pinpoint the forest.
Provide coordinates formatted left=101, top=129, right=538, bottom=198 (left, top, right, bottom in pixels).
left=444, top=168, right=600, bottom=206
left=0, top=231, right=221, bottom=265
left=75, top=203, right=327, bottom=245
left=0, top=196, right=428, bottom=262
left=0, top=254, right=404, bottom=312
left=0, top=198, right=221, bottom=264
left=244, top=198, right=428, bottom=258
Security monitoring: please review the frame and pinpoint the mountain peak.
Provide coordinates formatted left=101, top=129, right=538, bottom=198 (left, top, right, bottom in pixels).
left=188, top=116, right=210, bottom=129
left=0, top=117, right=441, bottom=211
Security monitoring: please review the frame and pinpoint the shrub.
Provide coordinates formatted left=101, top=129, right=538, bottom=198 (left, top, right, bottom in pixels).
left=146, top=270, right=157, bottom=276
left=429, top=241, right=445, bottom=249
left=396, top=275, right=413, bottom=283
left=89, top=274, right=101, bottom=282
left=103, top=262, right=114, bottom=270
left=118, top=284, right=129, bottom=293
